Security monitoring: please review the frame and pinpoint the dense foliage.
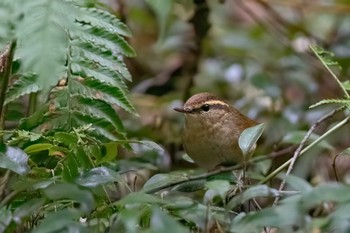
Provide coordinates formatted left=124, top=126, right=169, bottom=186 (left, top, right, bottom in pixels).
left=1, top=0, right=350, bottom=233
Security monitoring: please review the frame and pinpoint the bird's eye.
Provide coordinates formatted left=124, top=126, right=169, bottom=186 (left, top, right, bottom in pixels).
left=201, top=104, right=210, bottom=112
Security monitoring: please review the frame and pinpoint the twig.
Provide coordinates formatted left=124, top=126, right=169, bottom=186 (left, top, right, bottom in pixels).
left=332, top=153, right=340, bottom=182
left=269, top=145, right=297, bottom=158
left=146, top=146, right=299, bottom=194
left=145, top=158, right=268, bottom=194
left=182, top=0, right=210, bottom=100
left=271, top=106, right=346, bottom=206
left=0, top=170, right=10, bottom=199
left=0, top=40, right=16, bottom=129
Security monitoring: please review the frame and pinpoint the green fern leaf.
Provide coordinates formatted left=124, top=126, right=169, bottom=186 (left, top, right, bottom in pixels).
left=310, top=99, right=350, bottom=108
left=73, top=96, right=126, bottom=138
left=77, top=7, right=132, bottom=37
left=72, top=111, right=119, bottom=141
left=5, top=74, right=41, bottom=105
left=71, top=27, right=135, bottom=57
left=71, top=77, right=137, bottom=115
left=71, top=40, right=132, bottom=81
left=70, top=60, right=128, bottom=91
left=16, top=0, right=72, bottom=89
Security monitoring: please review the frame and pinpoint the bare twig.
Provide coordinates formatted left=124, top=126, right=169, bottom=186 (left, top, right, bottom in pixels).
left=269, top=145, right=297, bottom=158
left=146, top=159, right=268, bottom=194
left=332, top=153, right=340, bottom=182
left=146, top=145, right=299, bottom=194
left=0, top=40, right=16, bottom=129
left=272, top=106, right=346, bottom=206
left=0, top=170, right=10, bottom=199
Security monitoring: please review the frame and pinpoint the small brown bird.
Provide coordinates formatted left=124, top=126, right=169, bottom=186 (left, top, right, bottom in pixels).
left=174, top=92, right=257, bottom=170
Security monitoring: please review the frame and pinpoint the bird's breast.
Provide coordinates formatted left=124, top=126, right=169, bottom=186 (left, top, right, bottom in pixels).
left=183, top=117, right=243, bottom=170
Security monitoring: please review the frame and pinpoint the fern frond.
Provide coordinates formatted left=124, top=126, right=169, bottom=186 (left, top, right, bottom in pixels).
left=71, top=77, right=137, bottom=115
left=72, top=111, right=119, bottom=141
left=77, top=7, right=132, bottom=37
left=310, top=99, right=350, bottom=109
left=16, top=0, right=71, bottom=89
left=70, top=60, right=128, bottom=91
left=71, top=40, right=132, bottom=81
left=8, top=0, right=137, bottom=142
left=73, top=96, right=126, bottom=138
left=71, top=27, right=135, bottom=57
left=5, top=74, right=41, bottom=105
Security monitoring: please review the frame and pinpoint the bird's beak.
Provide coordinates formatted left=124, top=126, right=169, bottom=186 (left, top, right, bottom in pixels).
left=174, top=107, right=191, bottom=113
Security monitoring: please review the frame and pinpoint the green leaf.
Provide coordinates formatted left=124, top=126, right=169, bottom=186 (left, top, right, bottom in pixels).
left=310, top=44, right=340, bottom=67
left=0, top=146, right=29, bottom=175
left=71, top=58, right=129, bottom=90
left=147, top=208, right=188, bottom=233
left=227, top=185, right=280, bottom=210
left=71, top=41, right=132, bottom=82
left=204, top=180, right=232, bottom=201
left=16, top=0, right=68, bottom=89
left=5, top=74, right=41, bottom=104
left=62, top=154, right=79, bottom=182
left=54, top=132, right=78, bottom=147
left=277, top=173, right=313, bottom=193
left=133, top=140, right=165, bottom=154
left=231, top=202, right=301, bottom=232
left=74, top=146, right=91, bottom=170
left=238, top=123, right=264, bottom=157
left=30, top=209, right=82, bottom=233
left=301, top=183, right=350, bottom=210
left=78, top=7, right=132, bottom=37
left=342, top=80, right=350, bottom=91
left=309, top=98, right=350, bottom=108
left=117, top=192, right=162, bottom=206
left=13, top=198, right=45, bottom=223
left=24, top=143, right=53, bottom=154
left=71, top=26, right=135, bottom=57
left=43, top=183, right=94, bottom=213
left=72, top=111, right=119, bottom=140
left=75, top=166, right=123, bottom=187
left=175, top=204, right=214, bottom=231
left=75, top=96, right=126, bottom=136
left=0, top=207, right=12, bottom=232
left=100, top=142, right=118, bottom=164
left=72, top=77, right=137, bottom=115
left=142, top=173, right=187, bottom=193
left=172, top=180, right=206, bottom=192
left=163, top=196, right=195, bottom=210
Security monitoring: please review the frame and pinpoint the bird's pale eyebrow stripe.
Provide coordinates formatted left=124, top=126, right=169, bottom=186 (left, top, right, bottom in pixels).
left=203, top=100, right=229, bottom=106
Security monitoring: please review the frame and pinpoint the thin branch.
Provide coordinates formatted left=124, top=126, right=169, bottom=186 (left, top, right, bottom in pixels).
left=267, top=106, right=347, bottom=206
left=145, top=151, right=283, bottom=194
left=145, top=145, right=299, bottom=194
left=0, top=40, right=16, bottom=129
left=0, top=170, right=10, bottom=199
left=260, top=106, right=346, bottom=186
left=332, top=153, right=340, bottom=182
